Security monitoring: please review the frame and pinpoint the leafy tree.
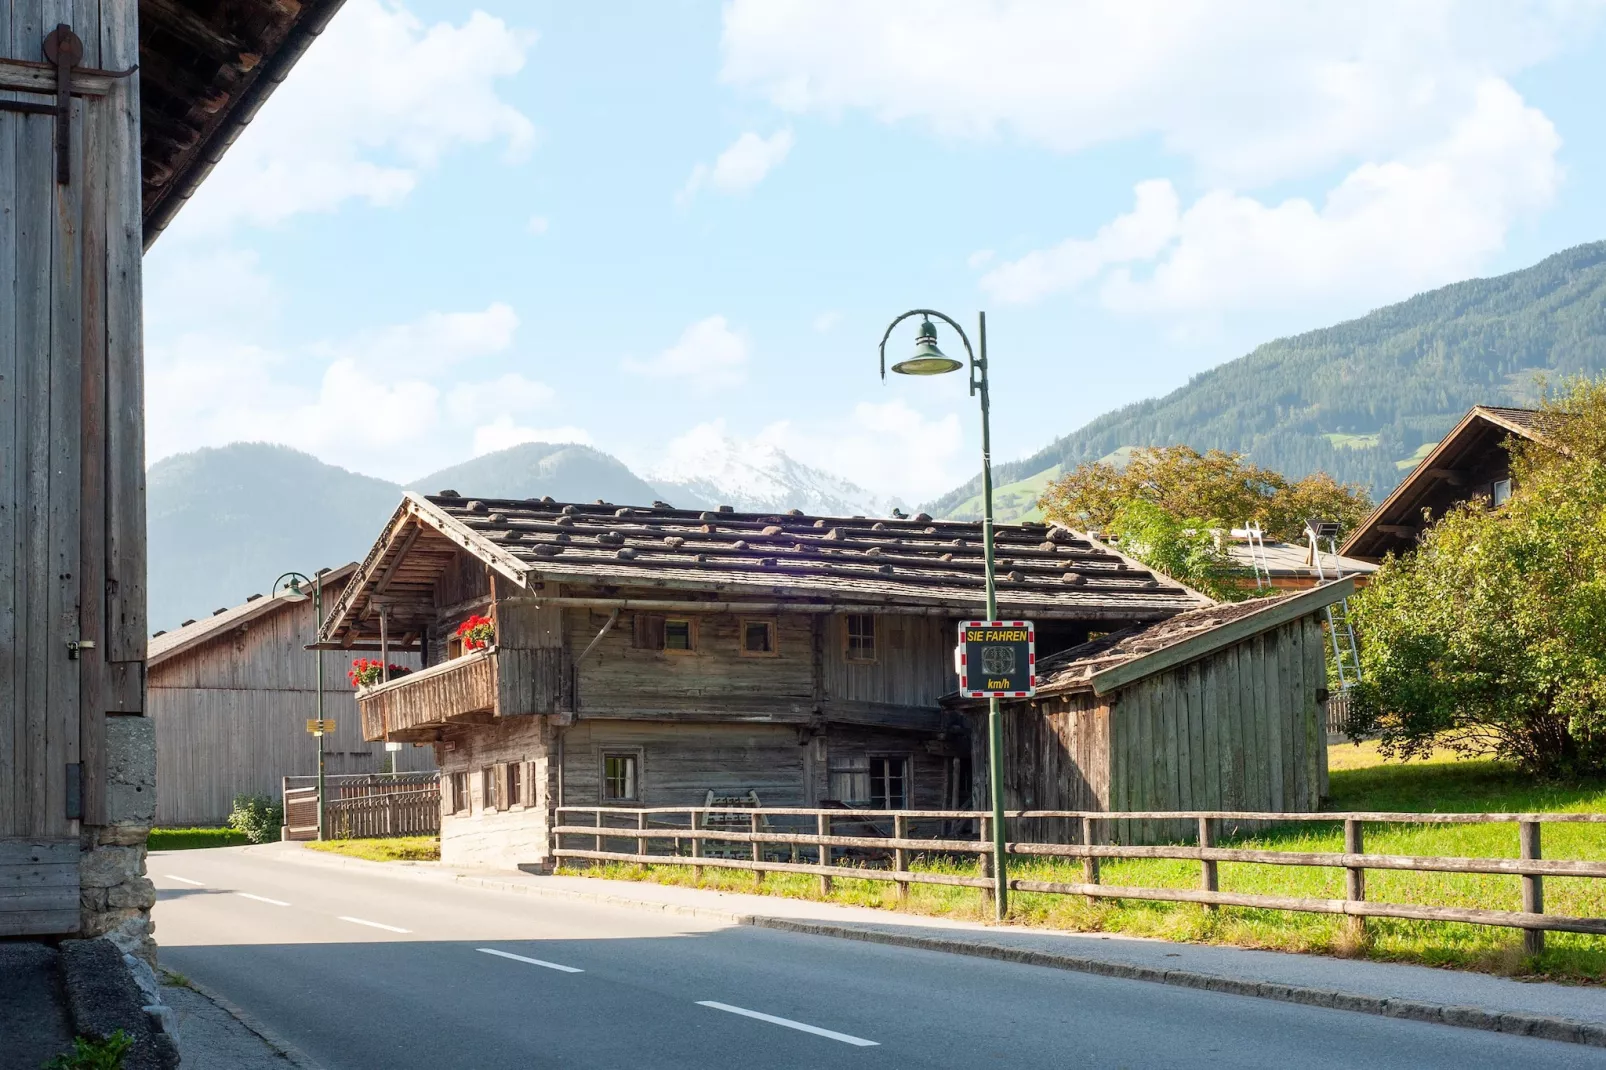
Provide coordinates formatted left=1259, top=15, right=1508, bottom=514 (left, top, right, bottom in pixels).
left=1348, top=378, right=1606, bottom=776
left=1038, top=445, right=1372, bottom=541
left=1103, top=500, right=1246, bottom=601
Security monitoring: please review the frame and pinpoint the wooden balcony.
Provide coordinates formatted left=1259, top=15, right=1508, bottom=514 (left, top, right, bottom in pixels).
left=359, top=649, right=499, bottom=743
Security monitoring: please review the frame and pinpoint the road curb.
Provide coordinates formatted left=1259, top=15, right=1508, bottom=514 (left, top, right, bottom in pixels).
left=269, top=847, right=1606, bottom=1049
left=163, top=970, right=326, bottom=1070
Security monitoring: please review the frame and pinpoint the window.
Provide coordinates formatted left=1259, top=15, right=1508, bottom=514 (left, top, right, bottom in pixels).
left=741, top=619, right=777, bottom=656
left=507, top=762, right=523, bottom=808
left=603, top=752, right=639, bottom=802
left=1492, top=478, right=1513, bottom=506
left=664, top=618, right=695, bottom=652
left=828, top=755, right=870, bottom=805
left=845, top=614, right=876, bottom=662
left=449, top=772, right=469, bottom=814
left=870, top=757, right=909, bottom=810
left=633, top=612, right=665, bottom=649
left=482, top=766, right=499, bottom=812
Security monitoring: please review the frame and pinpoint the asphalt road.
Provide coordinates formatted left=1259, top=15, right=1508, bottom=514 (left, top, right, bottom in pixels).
left=152, top=848, right=1606, bottom=1070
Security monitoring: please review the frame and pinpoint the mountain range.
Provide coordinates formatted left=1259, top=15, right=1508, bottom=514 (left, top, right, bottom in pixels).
left=927, top=240, right=1606, bottom=520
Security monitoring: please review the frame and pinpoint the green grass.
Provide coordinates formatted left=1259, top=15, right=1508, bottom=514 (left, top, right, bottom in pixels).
left=1396, top=441, right=1437, bottom=470
left=305, top=836, right=440, bottom=862
left=944, top=464, right=1061, bottom=522
left=1324, top=432, right=1381, bottom=451
left=148, top=827, right=252, bottom=851
left=561, top=745, right=1606, bottom=982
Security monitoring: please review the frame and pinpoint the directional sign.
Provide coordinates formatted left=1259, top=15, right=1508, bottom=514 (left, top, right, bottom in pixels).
left=957, top=620, right=1036, bottom=698
left=306, top=719, right=336, bottom=735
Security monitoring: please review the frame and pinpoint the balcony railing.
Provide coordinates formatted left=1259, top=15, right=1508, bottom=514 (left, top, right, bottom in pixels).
left=358, top=649, right=498, bottom=742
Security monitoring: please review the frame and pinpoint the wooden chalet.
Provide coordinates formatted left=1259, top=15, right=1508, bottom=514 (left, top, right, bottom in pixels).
left=319, top=492, right=1207, bottom=867
left=970, top=581, right=1352, bottom=843
left=147, top=565, right=432, bottom=827
left=1342, top=406, right=1544, bottom=562
left=2, top=0, right=338, bottom=948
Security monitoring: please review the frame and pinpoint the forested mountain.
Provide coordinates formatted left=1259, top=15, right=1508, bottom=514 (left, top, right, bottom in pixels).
left=927, top=240, right=1606, bottom=519
left=407, top=443, right=662, bottom=505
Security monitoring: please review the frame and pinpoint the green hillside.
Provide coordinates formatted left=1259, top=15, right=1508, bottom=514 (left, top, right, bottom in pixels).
left=927, top=240, right=1606, bottom=520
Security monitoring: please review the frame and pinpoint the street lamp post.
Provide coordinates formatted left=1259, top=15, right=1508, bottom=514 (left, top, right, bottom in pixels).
left=275, top=571, right=326, bottom=841
left=877, top=309, right=1009, bottom=921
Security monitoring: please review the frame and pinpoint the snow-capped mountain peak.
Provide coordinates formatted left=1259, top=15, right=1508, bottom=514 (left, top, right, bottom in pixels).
left=647, top=425, right=904, bottom=517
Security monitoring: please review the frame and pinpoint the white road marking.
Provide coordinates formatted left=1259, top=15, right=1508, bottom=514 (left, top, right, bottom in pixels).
left=236, top=892, right=290, bottom=906
left=338, top=915, right=411, bottom=934
left=476, top=948, right=584, bottom=973
left=696, top=1001, right=879, bottom=1047
left=164, top=875, right=204, bottom=886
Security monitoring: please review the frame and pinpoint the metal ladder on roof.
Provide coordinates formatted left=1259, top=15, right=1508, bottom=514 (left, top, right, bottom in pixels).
left=1307, top=520, right=1362, bottom=688
left=1244, top=521, right=1274, bottom=590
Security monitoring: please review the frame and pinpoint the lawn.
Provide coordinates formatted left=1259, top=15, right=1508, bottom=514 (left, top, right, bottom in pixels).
left=148, top=828, right=253, bottom=851
left=561, top=743, right=1606, bottom=982
left=304, top=836, right=440, bottom=862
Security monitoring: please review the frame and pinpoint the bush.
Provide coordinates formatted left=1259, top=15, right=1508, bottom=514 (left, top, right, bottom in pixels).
left=148, top=827, right=251, bottom=851
left=226, top=794, right=284, bottom=844
left=44, top=1031, right=132, bottom=1070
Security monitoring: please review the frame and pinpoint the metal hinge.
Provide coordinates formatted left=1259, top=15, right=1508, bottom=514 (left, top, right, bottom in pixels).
left=0, top=23, right=137, bottom=184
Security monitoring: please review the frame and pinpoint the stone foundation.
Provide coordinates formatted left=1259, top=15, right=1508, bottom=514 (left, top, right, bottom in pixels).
left=80, top=716, right=157, bottom=964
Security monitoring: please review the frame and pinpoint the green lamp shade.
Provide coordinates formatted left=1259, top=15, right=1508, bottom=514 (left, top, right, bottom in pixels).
left=891, top=317, right=963, bottom=375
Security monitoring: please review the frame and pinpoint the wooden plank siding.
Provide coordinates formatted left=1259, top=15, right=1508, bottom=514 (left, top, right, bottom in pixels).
left=357, top=651, right=496, bottom=743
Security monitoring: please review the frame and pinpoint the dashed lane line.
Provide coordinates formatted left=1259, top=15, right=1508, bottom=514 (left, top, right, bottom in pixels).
left=236, top=892, right=291, bottom=907
left=696, top=1001, right=879, bottom=1047
left=476, top=948, right=585, bottom=973
left=338, top=915, right=411, bottom=934
left=165, top=875, right=205, bottom=886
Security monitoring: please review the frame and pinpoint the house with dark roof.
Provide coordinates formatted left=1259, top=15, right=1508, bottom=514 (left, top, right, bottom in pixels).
left=1342, top=406, right=1545, bottom=562
left=964, top=581, right=1353, bottom=845
left=146, top=565, right=432, bottom=827
left=318, top=492, right=1207, bottom=867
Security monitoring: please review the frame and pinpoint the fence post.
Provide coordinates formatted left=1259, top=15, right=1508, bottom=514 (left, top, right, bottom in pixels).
left=751, top=812, right=764, bottom=887
left=818, top=812, right=833, bottom=896
left=1344, top=818, right=1366, bottom=941
left=595, top=810, right=603, bottom=868
left=637, top=810, right=648, bottom=861
left=1199, top=816, right=1217, bottom=911
left=894, top=814, right=909, bottom=904
left=1081, top=816, right=1099, bottom=905
left=1521, top=820, right=1544, bottom=958
left=978, top=816, right=993, bottom=913
left=690, top=811, right=703, bottom=882
left=386, top=794, right=396, bottom=838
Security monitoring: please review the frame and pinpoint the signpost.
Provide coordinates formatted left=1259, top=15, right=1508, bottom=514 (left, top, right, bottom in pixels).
left=958, top=621, right=1036, bottom=698
left=305, top=719, right=336, bottom=736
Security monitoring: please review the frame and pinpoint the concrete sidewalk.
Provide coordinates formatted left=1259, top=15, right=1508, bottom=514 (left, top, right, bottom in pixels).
left=262, top=842, right=1606, bottom=1048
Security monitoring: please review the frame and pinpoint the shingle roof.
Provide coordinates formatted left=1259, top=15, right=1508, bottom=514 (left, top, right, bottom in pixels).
left=320, top=494, right=1209, bottom=645
left=148, top=564, right=356, bottom=668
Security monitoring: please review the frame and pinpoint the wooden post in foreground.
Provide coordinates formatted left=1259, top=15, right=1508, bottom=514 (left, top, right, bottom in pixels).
left=1521, top=820, right=1544, bottom=957
left=818, top=813, right=833, bottom=895
left=690, top=811, right=703, bottom=883
left=1344, top=818, right=1366, bottom=941
left=978, top=816, right=994, bottom=912
left=637, top=811, right=648, bottom=860
left=894, top=814, right=909, bottom=904
left=751, top=812, right=764, bottom=888
left=1198, top=816, right=1218, bottom=911
left=1081, top=816, right=1100, bottom=905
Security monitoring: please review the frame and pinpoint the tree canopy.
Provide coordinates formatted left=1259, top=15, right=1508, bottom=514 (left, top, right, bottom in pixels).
left=1348, top=378, right=1606, bottom=776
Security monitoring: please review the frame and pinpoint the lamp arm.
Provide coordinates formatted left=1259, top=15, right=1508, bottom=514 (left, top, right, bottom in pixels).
left=876, top=308, right=976, bottom=381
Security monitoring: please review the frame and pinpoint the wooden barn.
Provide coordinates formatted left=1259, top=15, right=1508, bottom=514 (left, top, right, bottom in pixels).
left=317, top=493, right=1206, bottom=867
left=147, top=565, right=432, bottom=827
left=965, top=581, right=1351, bottom=843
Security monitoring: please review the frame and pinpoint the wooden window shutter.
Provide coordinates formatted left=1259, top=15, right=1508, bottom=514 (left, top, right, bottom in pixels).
left=495, top=763, right=510, bottom=812
left=633, top=612, right=665, bottom=650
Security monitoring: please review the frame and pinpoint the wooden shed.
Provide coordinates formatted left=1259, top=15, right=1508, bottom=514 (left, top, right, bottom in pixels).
left=148, top=565, right=432, bottom=826
left=964, top=581, right=1351, bottom=843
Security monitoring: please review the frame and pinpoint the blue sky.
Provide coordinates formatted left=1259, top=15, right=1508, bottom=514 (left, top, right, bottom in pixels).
left=143, top=0, right=1606, bottom=504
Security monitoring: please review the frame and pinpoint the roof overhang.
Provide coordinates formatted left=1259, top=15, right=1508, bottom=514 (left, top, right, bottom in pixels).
left=148, top=562, right=357, bottom=668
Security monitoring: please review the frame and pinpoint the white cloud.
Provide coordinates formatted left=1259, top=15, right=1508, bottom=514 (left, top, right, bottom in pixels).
left=721, top=1, right=1592, bottom=187
left=812, top=310, right=841, bottom=333
left=966, top=249, right=995, bottom=270
left=983, top=81, right=1561, bottom=314
left=758, top=399, right=965, bottom=501
left=146, top=303, right=567, bottom=481
left=177, top=0, right=535, bottom=231
left=678, top=129, right=795, bottom=204
left=472, top=418, right=593, bottom=456
left=527, top=214, right=550, bottom=235
left=623, top=315, right=750, bottom=388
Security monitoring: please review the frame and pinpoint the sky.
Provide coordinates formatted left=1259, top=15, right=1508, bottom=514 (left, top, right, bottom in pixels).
left=142, top=0, right=1606, bottom=505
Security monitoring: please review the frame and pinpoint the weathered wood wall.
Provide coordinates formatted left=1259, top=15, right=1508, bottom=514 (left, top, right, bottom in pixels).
left=436, top=716, right=551, bottom=867
left=1, top=0, right=143, bottom=937
left=150, top=599, right=430, bottom=826
left=821, top=614, right=953, bottom=708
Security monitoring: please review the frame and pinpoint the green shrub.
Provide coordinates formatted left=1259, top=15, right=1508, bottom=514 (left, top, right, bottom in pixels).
left=226, top=794, right=284, bottom=844
left=148, top=827, right=251, bottom=851
left=44, top=1030, right=132, bottom=1070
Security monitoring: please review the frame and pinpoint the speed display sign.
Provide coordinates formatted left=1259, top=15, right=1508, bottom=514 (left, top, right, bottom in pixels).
left=957, top=620, right=1036, bottom=698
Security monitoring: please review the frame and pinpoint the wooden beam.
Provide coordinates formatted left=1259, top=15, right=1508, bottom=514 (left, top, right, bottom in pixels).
left=1425, top=468, right=1468, bottom=486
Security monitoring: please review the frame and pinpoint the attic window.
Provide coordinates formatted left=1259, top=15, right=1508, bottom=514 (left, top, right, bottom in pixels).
left=845, top=614, right=876, bottom=663
left=741, top=619, right=777, bottom=657
left=1492, top=478, right=1513, bottom=506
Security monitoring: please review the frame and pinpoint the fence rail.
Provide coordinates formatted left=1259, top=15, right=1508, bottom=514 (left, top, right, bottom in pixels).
left=282, top=773, right=440, bottom=841
left=554, top=805, right=1606, bottom=953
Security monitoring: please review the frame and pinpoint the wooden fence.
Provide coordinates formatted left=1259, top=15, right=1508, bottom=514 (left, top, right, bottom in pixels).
left=554, top=806, right=1606, bottom=955
left=282, top=773, right=440, bottom=841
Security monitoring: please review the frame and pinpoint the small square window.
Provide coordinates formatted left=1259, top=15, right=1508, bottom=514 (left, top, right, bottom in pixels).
left=603, top=752, right=639, bottom=801
left=845, top=614, right=876, bottom=662
left=664, top=618, right=694, bottom=652
left=870, top=756, right=909, bottom=810
left=1492, top=478, right=1513, bottom=506
left=741, top=619, right=776, bottom=656
left=449, top=771, right=469, bottom=814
